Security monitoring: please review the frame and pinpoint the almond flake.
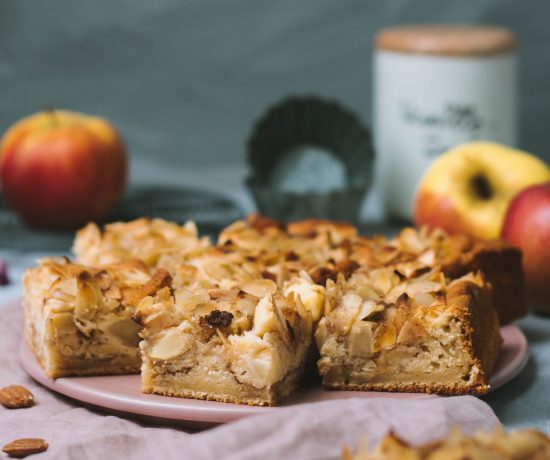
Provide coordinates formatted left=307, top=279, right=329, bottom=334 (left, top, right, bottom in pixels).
left=399, top=228, right=427, bottom=254
left=241, top=279, right=277, bottom=298
left=357, top=300, right=384, bottom=321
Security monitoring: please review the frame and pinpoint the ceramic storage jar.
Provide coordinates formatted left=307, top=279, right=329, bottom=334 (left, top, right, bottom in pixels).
left=374, top=25, right=517, bottom=220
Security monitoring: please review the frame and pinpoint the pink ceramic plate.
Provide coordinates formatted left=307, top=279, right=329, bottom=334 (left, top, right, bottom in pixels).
left=20, top=324, right=528, bottom=427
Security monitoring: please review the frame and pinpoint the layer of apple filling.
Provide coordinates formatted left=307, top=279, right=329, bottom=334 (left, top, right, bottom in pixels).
left=315, top=267, right=502, bottom=395
left=23, top=257, right=171, bottom=378
left=135, top=274, right=324, bottom=406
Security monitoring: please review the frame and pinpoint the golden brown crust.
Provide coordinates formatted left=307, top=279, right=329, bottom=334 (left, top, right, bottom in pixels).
left=324, top=381, right=484, bottom=395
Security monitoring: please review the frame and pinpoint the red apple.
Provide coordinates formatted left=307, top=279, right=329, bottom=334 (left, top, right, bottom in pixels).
left=0, top=109, right=127, bottom=230
left=501, top=182, right=550, bottom=314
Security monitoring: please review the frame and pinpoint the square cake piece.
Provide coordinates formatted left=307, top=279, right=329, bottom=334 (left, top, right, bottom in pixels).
left=23, top=257, right=171, bottom=378
left=135, top=274, right=323, bottom=406
left=315, top=267, right=502, bottom=395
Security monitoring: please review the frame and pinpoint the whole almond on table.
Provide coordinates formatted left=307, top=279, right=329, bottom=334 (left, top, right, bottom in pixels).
left=0, top=386, right=35, bottom=409
left=2, top=439, right=48, bottom=458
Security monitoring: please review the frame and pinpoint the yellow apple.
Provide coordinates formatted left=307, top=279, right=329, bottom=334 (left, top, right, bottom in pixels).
left=0, top=109, right=127, bottom=230
left=414, top=141, right=550, bottom=240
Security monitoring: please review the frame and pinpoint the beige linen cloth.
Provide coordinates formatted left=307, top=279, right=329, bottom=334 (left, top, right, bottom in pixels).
left=0, top=300, right=499, bottom=460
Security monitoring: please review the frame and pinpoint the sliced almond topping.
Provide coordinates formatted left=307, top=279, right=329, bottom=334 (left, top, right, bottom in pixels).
left=174, top=290, right=210, bottom=315
left=374, top=246, right=400, bottom=264
left=356, top=284, right=381, bottom=302
left=94, top=270, right=112, bottom=290
left=241, top=279, right=277, bottom=298
left=333, top=295, right=362, bottom=335
left=418, top=249, right=436, bottom=267
left=104, top=284, right=122, bottom=300
left=56, top=278, right=77, bottom=297
left=394, top=261, right=429, bottom=278
left=342, top=293, right=362, bottom=311
left=385, top=282, right=407, bottom=303
left=283, top=278, right=325, bottom=322
left=122, top=269, right=172, bottom=306
left=399, top=227, right=427, bottom=254
left=133, top=294, right=173, bottom=329
left=75, top=271, right=103, bottom=322
left=406, top=280, right=442, bottom=297
left=412, top=291, right=436, bottom=307
left=369, top=268, right=398, bottom=295
left=357, top=299, right=385, bottom=320
left=208, top=288, right=238, bottom=302
left=149, top=328, right=193, bottom=360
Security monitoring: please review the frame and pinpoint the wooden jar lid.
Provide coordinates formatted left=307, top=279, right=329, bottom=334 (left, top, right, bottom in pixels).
left=375, top=25, right=516, bottom=56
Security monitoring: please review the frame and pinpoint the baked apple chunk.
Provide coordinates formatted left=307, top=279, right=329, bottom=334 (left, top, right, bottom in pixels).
left=23, top=257, right=170, bottom=378
left=135, top=275, right=323, bottom=406
left=316, top=267, right=502, bottom=395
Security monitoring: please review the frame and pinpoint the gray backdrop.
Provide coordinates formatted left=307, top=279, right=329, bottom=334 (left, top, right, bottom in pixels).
left=1, top=0, right=549, bottom=173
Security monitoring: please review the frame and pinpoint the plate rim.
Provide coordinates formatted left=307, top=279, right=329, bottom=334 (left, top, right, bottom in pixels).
left=489, top=324, right=529, bottom=390
left=19, top=324, right=528, bottom=426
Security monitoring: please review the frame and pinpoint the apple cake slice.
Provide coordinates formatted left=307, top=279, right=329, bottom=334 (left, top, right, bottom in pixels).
left=23, top=257, right=171, bottom=378
left=135, top=274, right=324, bottom=406
left=316, top=266, right=502, bottom=395
left=73, top=217, right=210, bottom=268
